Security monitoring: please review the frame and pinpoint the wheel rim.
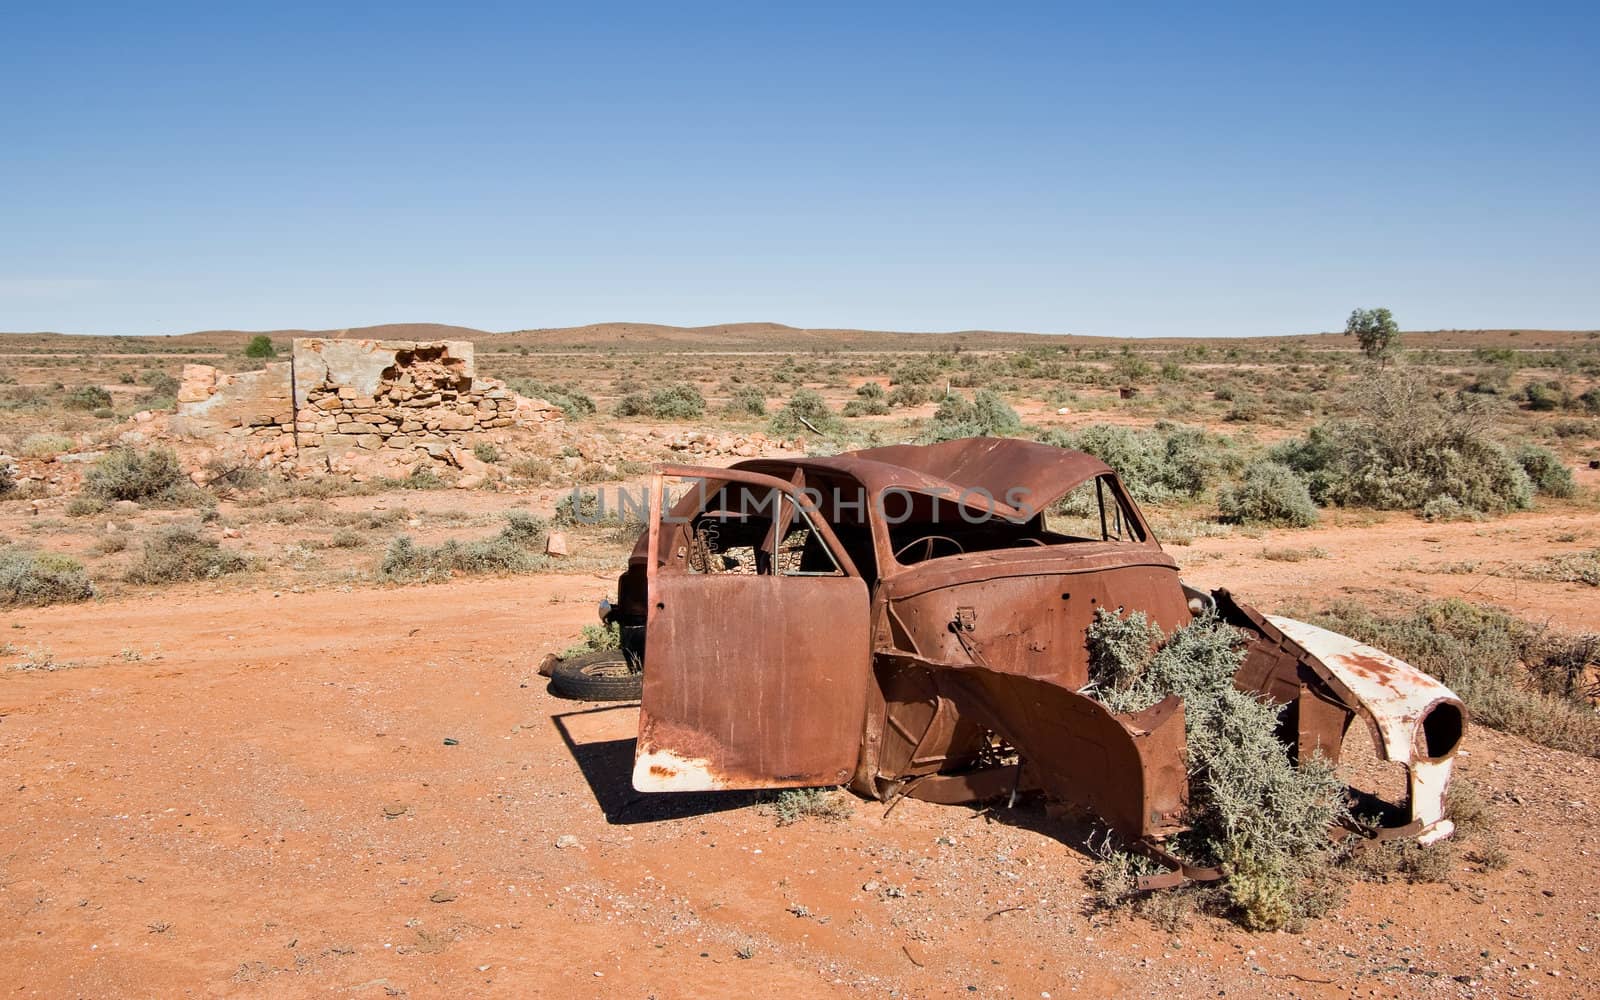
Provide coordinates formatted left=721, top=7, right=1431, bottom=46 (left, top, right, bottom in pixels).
left=580, top=660, right=637, bottom=680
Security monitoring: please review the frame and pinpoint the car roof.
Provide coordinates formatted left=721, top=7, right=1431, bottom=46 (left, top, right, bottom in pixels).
left=733, top=437, right=1113, bottom=520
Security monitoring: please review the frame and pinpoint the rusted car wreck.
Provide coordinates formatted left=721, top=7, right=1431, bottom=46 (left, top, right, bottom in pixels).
left=601, top=438, right=1465, bottom=882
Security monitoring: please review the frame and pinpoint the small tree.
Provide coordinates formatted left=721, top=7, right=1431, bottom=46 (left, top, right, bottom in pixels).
left=1344, top=307, right=1400, bottom=364
left=244, top=335, right=276, bottom=359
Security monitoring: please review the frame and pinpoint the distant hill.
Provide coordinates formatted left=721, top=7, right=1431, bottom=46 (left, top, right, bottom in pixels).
left=1, top=320, right=1595, bottom=353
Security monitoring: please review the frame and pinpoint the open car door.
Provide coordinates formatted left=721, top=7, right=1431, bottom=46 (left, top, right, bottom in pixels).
left=633, top=466, right=871, bottom=792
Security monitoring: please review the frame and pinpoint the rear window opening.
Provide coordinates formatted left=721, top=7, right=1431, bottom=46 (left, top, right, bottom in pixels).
left=681, top=481, right=843, bottom=577
left=887, top=474, right=1146, bottom=565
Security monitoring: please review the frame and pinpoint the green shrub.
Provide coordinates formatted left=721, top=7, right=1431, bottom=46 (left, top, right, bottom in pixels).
left=1086, top=610, right=1346, bottom=930
left=554, top=489, right=601, bottom=525
left=842, top=397, right=890, bottom=417
left=473, top=442, right=501, bottom=464
left=1536, top=549, right=1600, bottom=587
left=0, top=548, right=96, bottom=607
left=560, top=622, right=620, bottom=658
left=507, top=378, right=597, bottom=419
left=140, top=370, right=180, bottom=396
left=764, top=787, right=855, bottom=826
left=724, top=387, right=767, bottom=417
left=91, top=533, right=129, bottom=555
left=1217, top=462, right=1319, bottom=527
left=1042, top=422, right=1238, bottom=504
left=612, top=383, right=705, bottom=419
left=1270, top=372, right=1532, bottom=517
left=499, top=509, right=547, bottom=546
left=844, top=382, right=891, bottom=417
left=126, top=528, right=248, bottom=584
left=1523, top=381, right=1562, bottom=411
left=891, top=358, right=939, bottom=386
left=0, top=461, right=14, bottom=497
left=1581, top=387, right=1600, bottom=413
left=925, top=389, right=1022, bottom=442
left=82, top=446, right=202, bottom=507
left=1223, top=396, right=1261, bottom=422
left=887, top=384, right=929, bottom=407
left=65, top=496, right=108, bottom=517
left=203, top=459, right=268, bottom=493
left=380, top=511, right=549, bottom=582
left=244, top=335, right=276, bottom=359
left=648, top=383, right=705, bottom=419
left=18, top=434, right=74, bottom=458
left=65, top=385, right=113, bottom=411
left=395, top=466, right=446, bottom=490
left=1515, top=443, right=1576, bottom=498
left=770, top=389, right=843, bottom=437
left=613, top=392, right=652, bottom=417
left=510, top=456, right=557, bottom=484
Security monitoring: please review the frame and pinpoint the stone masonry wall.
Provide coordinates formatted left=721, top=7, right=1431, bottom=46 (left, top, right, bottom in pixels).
left=173, top=338, right=561, bottom=480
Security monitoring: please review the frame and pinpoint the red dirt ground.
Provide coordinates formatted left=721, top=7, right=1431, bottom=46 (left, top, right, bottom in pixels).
left=4, top=510, right=1599, bottom=998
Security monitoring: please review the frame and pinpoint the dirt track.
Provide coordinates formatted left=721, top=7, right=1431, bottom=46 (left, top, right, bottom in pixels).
left=3, top=527, right=1599, bottom=998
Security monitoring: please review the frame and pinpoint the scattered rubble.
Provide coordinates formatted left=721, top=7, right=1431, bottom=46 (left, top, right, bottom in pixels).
left=647, top=429, right=800, bottom=457
left=170, top=339, right=563, bottom=482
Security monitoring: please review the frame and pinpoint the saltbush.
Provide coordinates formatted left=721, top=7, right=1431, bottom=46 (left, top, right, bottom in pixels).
left=1523, top=381, right=1562, bottom=411
left=140, top=370, right=181, bottom=397
left=508, top=378, right=597, bottom=419
left=612, top=383, right=705, bottom=419
left=887, top=384, right=929, bottom=407
left=560, top=622, right=621, bottom=658
left=724, top=387, right=767, bottom=417
left=842, top=397, right=890, bottom=417
left=647, top=383, right=705, bottom=419
left=0, top=548, right=96, bottom=607
left=1042, top=422, right=1239, bottom=504
left=1217, top=461, right=1319, bottom=527
left=770, top=389, right=843, bottom=436
left=1515, top=443, right=1576, bottom=498
left=82, top=446, right=203, bottom=507
left=613, top=392, right=652, bottom=417
left=1270, top=372, right=1533, bottom=517
left=890, top=358, right=939, bottom=386
left=126, top=527, right=249, bottom=584
left=924, top=389, right=1022, bottom=441
left=380, top=511, right=549, bottom=583
left=1085, top=610, right=1347, bottom=931
left=843, top=382, right=890, bottom=417
left=65, top=385, right=113, bottom=411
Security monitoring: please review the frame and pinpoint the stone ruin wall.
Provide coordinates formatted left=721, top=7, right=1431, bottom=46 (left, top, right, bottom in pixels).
left=172, top=339, right=561, bottom=480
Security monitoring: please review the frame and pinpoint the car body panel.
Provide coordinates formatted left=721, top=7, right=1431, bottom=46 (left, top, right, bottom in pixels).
left=632, top=466, right=872, bottom=792
left=613, top=439, right=1466, bottom=870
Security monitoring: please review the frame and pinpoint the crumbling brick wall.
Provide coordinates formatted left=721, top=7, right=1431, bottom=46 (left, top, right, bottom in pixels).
left=172, top=338, right=560, bottom=479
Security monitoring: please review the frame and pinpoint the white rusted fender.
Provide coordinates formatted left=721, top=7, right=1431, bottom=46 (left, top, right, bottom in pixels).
left=1266, top=616, right=1466, bottom=845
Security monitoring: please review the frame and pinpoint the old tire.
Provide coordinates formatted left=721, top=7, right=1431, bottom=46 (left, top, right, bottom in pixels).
left=549, top=650, right=642, bottom=702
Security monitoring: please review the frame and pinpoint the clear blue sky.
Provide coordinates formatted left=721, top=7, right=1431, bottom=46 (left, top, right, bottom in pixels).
left=3, top=1, right=1596, bottom=337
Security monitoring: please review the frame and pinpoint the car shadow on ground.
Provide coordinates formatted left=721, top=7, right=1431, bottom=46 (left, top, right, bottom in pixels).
left=910, top=789, right=1106, bottom=866
left=553, top=701, right=1113, bottom=864
left=551, top=704, right=768, bottom=824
